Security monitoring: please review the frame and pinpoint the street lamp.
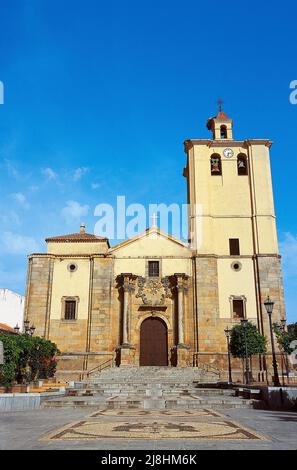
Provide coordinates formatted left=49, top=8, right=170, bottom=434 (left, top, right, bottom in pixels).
left=23, top=320, right=35, bottom=336
left=241, top=319, right=251, bottom=384
left=29, top=325, right=36, bottom=336
left=14, top=324, right=20, bottom=334
left=224, top=327, right=233, bottom=384
left=264, top=297, right=281, bottom=387
left=280, top=318, right=289, bottom=385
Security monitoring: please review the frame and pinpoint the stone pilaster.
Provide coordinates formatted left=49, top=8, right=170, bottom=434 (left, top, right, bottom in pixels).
left=25, top=256, right=54, bottom=339
left=257, top=255, right=286, bottom=350
left=194, top=256, right=223, bottom=353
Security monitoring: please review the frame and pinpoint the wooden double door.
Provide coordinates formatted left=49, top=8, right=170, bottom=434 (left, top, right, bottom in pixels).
left=139, top=317, right=168, bottom=366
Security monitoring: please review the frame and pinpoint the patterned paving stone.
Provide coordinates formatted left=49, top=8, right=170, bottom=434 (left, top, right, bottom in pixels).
left=88, top=408, right=218, bottom=418
left=41, top=408, right=267, bottom=442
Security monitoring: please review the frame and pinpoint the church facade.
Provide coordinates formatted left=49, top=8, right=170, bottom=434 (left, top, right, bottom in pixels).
left=24, top=111, right=286, bottom=381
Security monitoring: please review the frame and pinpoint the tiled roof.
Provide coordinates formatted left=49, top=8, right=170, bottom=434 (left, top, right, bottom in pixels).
left=0, top=323, right=17, bottom=334
left=217, top=111, right=229, bottom=120
left=45, top=232, right=108, bottom=243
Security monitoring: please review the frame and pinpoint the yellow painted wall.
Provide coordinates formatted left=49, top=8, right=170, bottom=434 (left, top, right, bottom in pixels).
left=187, top=140, right=278, bottom=256
left=50, top=258, right=91, bottom=320
left=112, top=231, right=192, bottom=277
left=47, top=241, right=108, bottom=255
left=217, top=259, right=257, bottom=320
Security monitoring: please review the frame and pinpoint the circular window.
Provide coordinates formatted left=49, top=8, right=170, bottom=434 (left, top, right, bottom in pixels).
left=67, top=263, right=78, bottom=273
left=231, top=261, right=242, bottom=272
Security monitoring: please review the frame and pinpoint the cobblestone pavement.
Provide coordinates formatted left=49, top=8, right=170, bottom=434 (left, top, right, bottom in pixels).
left=0, top=407, right=296, bottom=450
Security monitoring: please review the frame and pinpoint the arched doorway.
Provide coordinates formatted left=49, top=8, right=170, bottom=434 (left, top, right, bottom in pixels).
left=139, top=317, right=168, bottom=366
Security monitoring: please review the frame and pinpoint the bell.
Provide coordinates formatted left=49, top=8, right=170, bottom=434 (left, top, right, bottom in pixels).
left=211, top=159, right=221, bottom=173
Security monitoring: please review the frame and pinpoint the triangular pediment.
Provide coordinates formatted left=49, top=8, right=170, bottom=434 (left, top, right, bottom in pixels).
left=109, top=226, right=191, bottom=257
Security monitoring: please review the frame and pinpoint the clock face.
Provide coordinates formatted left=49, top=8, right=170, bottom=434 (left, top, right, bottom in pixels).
left=223, top=148, right=234, bottom=158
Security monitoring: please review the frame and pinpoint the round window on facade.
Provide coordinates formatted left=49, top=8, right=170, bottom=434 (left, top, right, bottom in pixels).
left=231, top=261, right=242, bottom=272
left=68, top=263, right=78, bottom=273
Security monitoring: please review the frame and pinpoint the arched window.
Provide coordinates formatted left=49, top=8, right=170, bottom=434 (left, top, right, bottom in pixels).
left=220, top=125, right=227, bottom=139
left=210, top=154, right=222, bottom=175
left=237, top=154, right=248, bottom=175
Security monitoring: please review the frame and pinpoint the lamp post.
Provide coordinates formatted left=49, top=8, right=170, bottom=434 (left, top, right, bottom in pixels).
left=264, top=297, right=281, bottom=387
left=23, top=320, right=35, bottom=336
left=224, top=327, right=233, bottom=384
left=280, top=318, right=289, bottom=385
left=14, top=324, right=20, bottom=334
left=241, top=319, right=250, bottom=385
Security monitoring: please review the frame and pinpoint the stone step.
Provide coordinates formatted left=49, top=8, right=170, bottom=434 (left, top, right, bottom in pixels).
left=87, top=376, right=218, bottom=384
left=43, top=396, right=254, bottom=410
left=81, top=383, right=198, bottom=389
left=66, top=387, right=235, bottom=399
left=90, top=366, right=219, bottom=379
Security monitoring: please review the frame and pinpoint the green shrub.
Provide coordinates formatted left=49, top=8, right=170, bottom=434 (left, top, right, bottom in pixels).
left=0, top=333, right=60, bottom=387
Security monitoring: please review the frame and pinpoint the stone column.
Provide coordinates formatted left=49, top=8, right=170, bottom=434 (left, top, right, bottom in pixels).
left=177, top=284, right=185, bottom=346
left=122, top=281, right=130, bottom=345
left=118, top=274, right=136, bottom=366
left=175, top=274, right=190, bottom=367
left=175, top=274, right=188, bottom=347
left=121, top=273, right=135, bottom=347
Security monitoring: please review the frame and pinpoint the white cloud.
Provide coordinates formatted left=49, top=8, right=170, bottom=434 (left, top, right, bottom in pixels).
left=0, top=210, right=21, bottom=227
left=279, top=232, right=297, bottom=281
left=0, top=232, right=40, bottom=255
left=91, top=182, right=101, bottom=190
left=11, top=192, right=30, bottom=210
left=61, top=200, right=89, bottom=224
left=42, top=167, right=58, bottom=180
left=73, top=167, right=89, bottom=182
left=4, top=159, right=20, bottom=180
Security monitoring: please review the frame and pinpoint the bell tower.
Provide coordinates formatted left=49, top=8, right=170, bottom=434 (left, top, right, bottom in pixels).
left=206, top=100, right=234, bottom=140
left=184, top=107, right=286, bottom=381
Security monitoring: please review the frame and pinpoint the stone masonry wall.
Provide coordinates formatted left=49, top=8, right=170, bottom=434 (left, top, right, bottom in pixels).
left=25, top=256, right=54, bottom=338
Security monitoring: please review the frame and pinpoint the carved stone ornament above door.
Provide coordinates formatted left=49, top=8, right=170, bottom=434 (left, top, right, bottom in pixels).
left=136, top=276, right=173, bottom=306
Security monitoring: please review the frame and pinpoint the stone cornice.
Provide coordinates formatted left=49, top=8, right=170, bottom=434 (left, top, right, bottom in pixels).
left=193, top=254, right=281, bottom=259
left=28, top=253, right=112, bottom=259
left=246, top=139, right=273, bottom=148
left=184, top=138, right=273, bottom=152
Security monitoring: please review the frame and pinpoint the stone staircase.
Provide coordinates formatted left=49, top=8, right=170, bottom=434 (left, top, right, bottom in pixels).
left=42, top=367, right=257, bottom=410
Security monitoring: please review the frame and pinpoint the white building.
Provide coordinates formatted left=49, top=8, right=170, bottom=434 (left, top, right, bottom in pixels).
left=0, top=289, right=25, bottom=330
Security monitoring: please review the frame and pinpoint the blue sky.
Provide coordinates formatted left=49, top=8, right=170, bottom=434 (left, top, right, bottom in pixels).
left=0, top=0, right=296, bottom=322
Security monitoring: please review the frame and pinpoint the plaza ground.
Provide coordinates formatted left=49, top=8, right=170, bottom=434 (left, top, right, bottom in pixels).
left=0, top=406, right=296, bottom=450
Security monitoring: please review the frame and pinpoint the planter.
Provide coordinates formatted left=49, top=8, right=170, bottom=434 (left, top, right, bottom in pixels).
left=11, top=384, right=29, bottom=393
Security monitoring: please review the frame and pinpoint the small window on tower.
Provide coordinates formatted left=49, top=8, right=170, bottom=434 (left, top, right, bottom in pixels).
left=237, top=154, right=248, bottom=176
left=210, top=154, right=222, bottom=176
left=64, top=300, right=76, bottom=320
left=233, top=299, right=244, bottom=320
left=148, top=261, right=160, bottom=278
left=229, top=239, right=240, bottom=256
left=220, top=125, right=227, bottom=139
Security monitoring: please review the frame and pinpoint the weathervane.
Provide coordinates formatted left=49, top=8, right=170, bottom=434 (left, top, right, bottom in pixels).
left=217, top=98, right=224, bottom=113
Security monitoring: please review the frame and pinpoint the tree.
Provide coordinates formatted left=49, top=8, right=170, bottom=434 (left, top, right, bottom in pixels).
left=0, top=333, right=60, bottom=388
left=273, top=323, right=297, bottom=355
left=288, top=323, right=297, bottom=338
left=0, top=334, right=22, bottom=387
left=230, top=322, right=267, bottom=359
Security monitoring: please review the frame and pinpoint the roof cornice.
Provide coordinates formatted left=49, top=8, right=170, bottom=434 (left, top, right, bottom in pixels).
left=184, top=138, right=273, bottom=152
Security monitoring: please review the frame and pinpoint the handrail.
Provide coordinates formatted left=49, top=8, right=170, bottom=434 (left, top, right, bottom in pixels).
left=193, top=353, right=221, bottom=377
left=86, top=358, right=114, bottom=378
